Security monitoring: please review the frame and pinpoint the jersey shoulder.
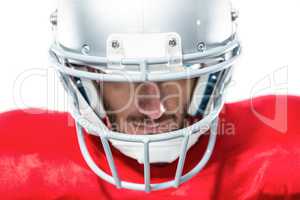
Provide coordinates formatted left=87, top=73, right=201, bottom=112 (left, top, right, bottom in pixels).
left=0, top=109, right=76, bottom=152
left=0, top=109, right=104, bottom=199
left=214, top=95, right=300, bottom=199
left=219, top=95, right=300, bottom=149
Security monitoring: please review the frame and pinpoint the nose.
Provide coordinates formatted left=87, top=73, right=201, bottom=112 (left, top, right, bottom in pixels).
left=136, top=82, right=165, bottom=120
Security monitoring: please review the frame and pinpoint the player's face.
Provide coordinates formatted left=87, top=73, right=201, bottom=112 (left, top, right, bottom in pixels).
left=101, top=79, right=196, bottom=135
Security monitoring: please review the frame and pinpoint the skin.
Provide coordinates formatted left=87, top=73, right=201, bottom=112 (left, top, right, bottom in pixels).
left=100, top=79, right=196, bottom=135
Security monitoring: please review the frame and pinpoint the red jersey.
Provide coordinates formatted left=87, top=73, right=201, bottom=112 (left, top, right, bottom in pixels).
left=0, top=95, right=299, bottom=200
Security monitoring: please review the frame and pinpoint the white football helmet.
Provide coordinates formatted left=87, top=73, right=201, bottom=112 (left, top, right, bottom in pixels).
left=49, top=0, right=241, bottom=192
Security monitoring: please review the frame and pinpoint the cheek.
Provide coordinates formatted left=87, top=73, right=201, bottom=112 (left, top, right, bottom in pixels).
left=161, top=93, right=180, bottom=113
left=102, top=83, right=134, bottom=112
left=161, top=81, right=194, bottom=112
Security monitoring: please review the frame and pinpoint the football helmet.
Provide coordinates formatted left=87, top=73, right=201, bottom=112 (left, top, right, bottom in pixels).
left=49, top=0, right=241, bottom=192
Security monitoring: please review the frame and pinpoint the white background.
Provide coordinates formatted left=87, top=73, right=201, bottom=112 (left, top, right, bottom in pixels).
left=0, top=0, right=299, bottom=113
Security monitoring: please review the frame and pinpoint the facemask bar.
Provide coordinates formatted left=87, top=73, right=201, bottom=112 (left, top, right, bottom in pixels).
left=50, top=35, right=240, bottom=192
